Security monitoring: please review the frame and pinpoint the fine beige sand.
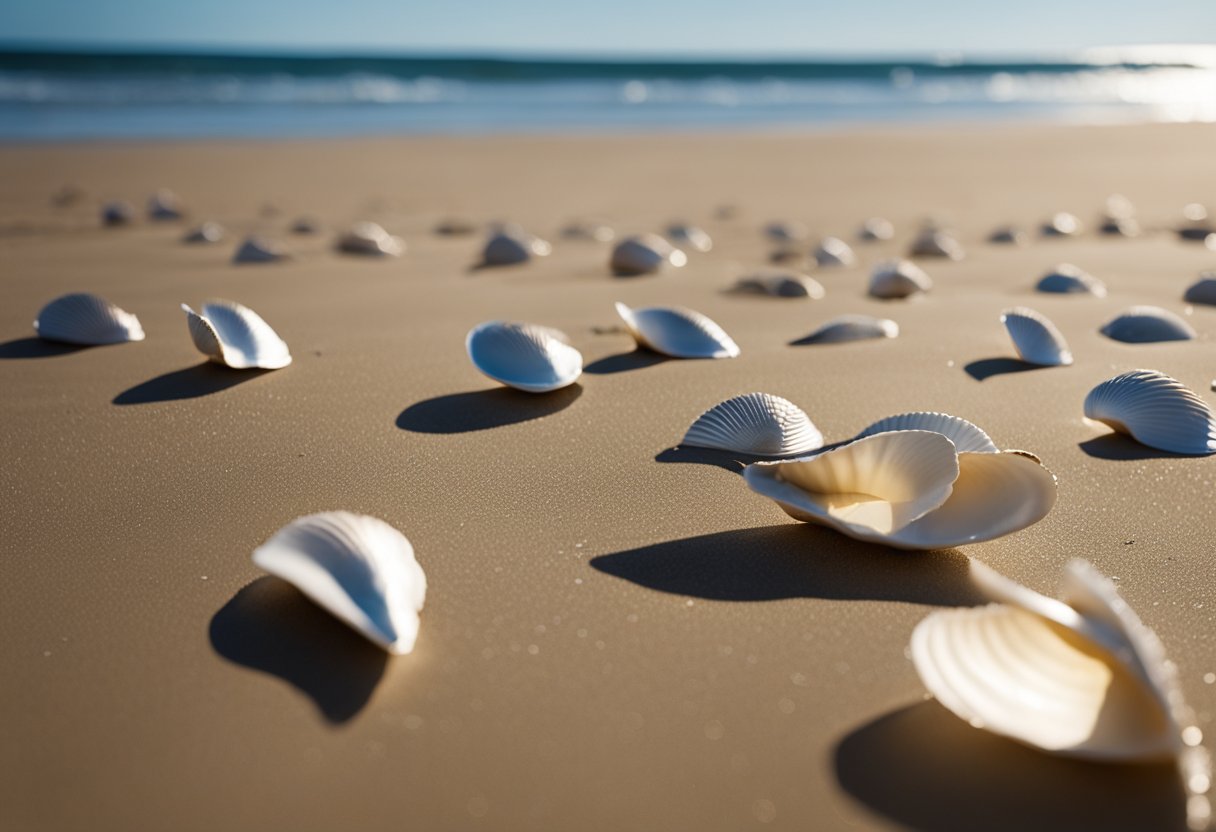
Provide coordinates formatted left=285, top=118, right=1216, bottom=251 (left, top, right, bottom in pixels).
left=2, top=124, right=1216, bottom=832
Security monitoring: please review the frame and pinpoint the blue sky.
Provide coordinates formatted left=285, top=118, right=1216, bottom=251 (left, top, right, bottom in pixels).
left=2, top=0, right=1214, bottom=56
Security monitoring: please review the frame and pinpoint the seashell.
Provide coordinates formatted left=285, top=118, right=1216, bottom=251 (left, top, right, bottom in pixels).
left=561, top=220, right=614, bottom=242
left=814, top=236, right=856, bottom=268
left=181, top=300, right=292, bottom=370
left=1183, top=203, right=1208, bottom=222
left=855, top=411, right=998, bottom=453
left=682, top=393, right=823, bottom=457
left=182, top=221, right=224, bottom=244
left=101, top=201, right=134, bottom=227
left=35, top=293, right=145, bottom=345
left=252, top=511, right=426, bottom=655
left=434, top=217, right=478, bottom=236
left=1035, top=263, right=1106, bottom=297
left=481, top=227, right=551, bottom=266
left=1041, top=212, right=1082, bottom=237
left=764, top=221, right=808, bottom=243
left=796, top=314, right=899, bottom=344
left=147, top=188, right=184, bottom=221
left=610, top=234, right=687, bottom=276
left=1084, top=369, right=1216, bottom=454
left=857, top=217, right=894, bottom=241
left=233, top=235, right=291, bottom=264
left=1104, top=193, right=1135, bottom=220
left=666, top=224, right=712, bottom=253
left=1001, top=307, right=1073, bottom=366
left=290, top=216, right=320, bottom=235
left=908, top=228, right=964, bottom=260
left=1100, top=217, right=1141, bottom=237
left=465, top=321, right=582, bottom=393
left=988, top=225, right=1027, bottom=245
left=868, top=259, right=932, bottom=299
left=335, top=221, right=405, bottom=257
left=1099, top=306, right=1196, bottom=344
left=1183, top=274, right=1216, bottom=306
left=615, top=301, right=739, bottom=359
left=732, top=270, right=825, bottom=299
left=743, top=427, right=1056, bottom=550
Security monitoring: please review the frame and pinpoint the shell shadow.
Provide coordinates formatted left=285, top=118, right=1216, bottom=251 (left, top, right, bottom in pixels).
left=396, top=384, right=582, bottom=434
left=113, top=363, right=270, bottom=405
left=964, top=357, right=1049, bottom=381
left=1079, top=433, right=1194, bottom=461
left=653, top=446, right=762, bottom=474
left=590, top=525, right=985, bottom=606
left=834, top=701, right=1188, bottom=832
left=583, top=349, right=669, bottom=375
left=209, top=577, right=387, bottom=725
left=0, top=337, right=91, bottom=359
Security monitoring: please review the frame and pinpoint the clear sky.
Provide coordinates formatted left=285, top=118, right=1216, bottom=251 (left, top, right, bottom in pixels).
left=2, top=0, right=1214, bottom=56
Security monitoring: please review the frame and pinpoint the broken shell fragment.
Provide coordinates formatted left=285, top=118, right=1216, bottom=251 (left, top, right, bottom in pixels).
left=1084, top=369, right=1216, bottom=455
left=1001, top=307, right=1073, bottom=366
left=682, top=393, right=823, bottom=457
left=795, top=314, right=899, bottom=345
left=614, top=301, right=739, bottom=359
left=611, top=234, right=688, bottom=276
left=868, top=259, right=932, bottom=299
left=1099, top=306, right=1196, bottom=344
left=181, top=299, right=292, bottom=370
left=336, top=221, right=405, bottom=257
left=1035, top=264, right=1106, bottom=297
left=35, top=293, right=145, bottom=345
left=465, top=321, right=583, bottom=393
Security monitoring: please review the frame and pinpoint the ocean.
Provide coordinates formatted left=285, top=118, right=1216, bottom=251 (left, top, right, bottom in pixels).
left=1, top=45, right=1214, bottom=141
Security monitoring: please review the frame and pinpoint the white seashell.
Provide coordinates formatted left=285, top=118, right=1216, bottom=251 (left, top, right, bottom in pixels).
left=1042, top=212, right=1082, bottom=236
left=35, top=293, right=145, bottom=345
left=1035, top=263, right=1106, bottom=297
left=988, top=225, right=1027, bottom=245
left=482, top=227, right=551, bottom=266
left=252, top=511, right=426, bottom=655
left=855, top=411, right=998, bottom=453
left=181, top=300, right=292, bottom=370
left=797, top=314, right=899, bottom=344
left=857, top=217, right=894, bottom=241
left=610, top=234, right=687, bottom=275
left=743, top=428, right=1056, bottom=550
left=101, top=201, right=134, bottom=227
left=561, top=220, right=614, bottom=242
left=1184, top=203, right=1208, bottom=222
left=465, top=321, right=582, bottom=393
left=1099, top=306, right=1196, bottom=344
left=732, top=270, right=825, bottom=299
left=1104, top=193, right=1136, bottom=220
left=666, top=224, right=712, bottom=252
left=1084, top=369, right=1216, bottom=454
left=868, top=259, right=932, bottom=299
left=764, top=221, right=808, bottom=243
left=1183, top=274, right=1216, bottom=306
left=336, top=221, right=405, bottom=257
left=182, top=221, right=224, bottom=244
left=682, top=393, right=823, bottom=457
left=615, top=301, right=739, bottom=359
left=233, top=235, right=291, bottom=264
left=1001, top=307, right=1073, bottom=366
left=814, top=236, right=856, bottom=268
left=908, top=229, right=964, bottom=260
left=147, top=188, right=184, bottom=221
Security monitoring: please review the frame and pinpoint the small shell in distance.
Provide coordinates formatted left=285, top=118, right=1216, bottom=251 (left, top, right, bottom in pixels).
left=1035, top=264, right=1106, bottom=297
left=814, top=236, right=856, bottom=268
left=666, top=224, right=712, bottom=252
left=869, top=260, right=932, bottom=299
left=1099, top=306, right=1196, bottom=344
left=466, top=321, right=583, bottom=393
left=35, top=293, right=145, bottom=345
left=481, top=228, right=551, bottom=266
left=794, top=314, right=899, bottom=345
left=233, top=235, right=291, bottom=264
left=1001, top=307, right=1073, bottom=366
left=908, top=229, right=964, bottom=260
left=1084, top=369, right=1216, bottom=455
left=1183, top=274, right=1216, bottom=306
left=682, top=393, right=823, bottom=457
left=615, top=302, right=739, bottom=359
left=732, top=271, right=825, bottom=299
left=336, top=221, right=405, bottom=257
left=611, top=234, right=688, bottom=275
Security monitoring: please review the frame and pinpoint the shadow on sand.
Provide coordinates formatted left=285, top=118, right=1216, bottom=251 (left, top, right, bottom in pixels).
left=113, top=363, right=269, bottom=405
left=0, top=337, right=92, bottom=359
left=963, top=357, right=1049, bottom=381
left=652, top=446, right=766, bottom=474
left=209, top=577, right=387, bottom=724
left=396, top=384, right=582, bottom=434
left=583, top=349, right=669, bottom=375
left=1079, top=433, right=1193, bottom=461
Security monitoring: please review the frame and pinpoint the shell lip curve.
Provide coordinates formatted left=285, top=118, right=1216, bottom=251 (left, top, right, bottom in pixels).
left=465, top=320, right=583, bottom=393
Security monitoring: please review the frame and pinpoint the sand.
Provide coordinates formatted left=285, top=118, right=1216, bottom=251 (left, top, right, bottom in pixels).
left=2, top=123, right=1216, bottom=832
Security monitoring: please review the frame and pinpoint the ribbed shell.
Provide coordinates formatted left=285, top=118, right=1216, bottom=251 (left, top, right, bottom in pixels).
left=733, top=271, right=825, bottom=299
left=798, top=314, right=899, bottom=344
left=1084, top=369, right=1216, bottom=454
left=147, top=188, right=183, bottom=221
left=1001, top=307, right=1073, bottom=366
left=855, top=412, right=998, bottom=453
left=666, top=224, right=712, bottom=252
left=857, top=217, right=894, bottom=241
left=232, top=235, right=290, bottom=264
left=615, top=301, right=739, bottom=359
left=1035, top=264, right=1106, bottom=297
left=1041, top=212, right=1082, bottom=236
left=908, top=229, right=964, bottom=260
left=1099, top=306, right=1196, bottom=344
left=610, top=234, right=687, bottom=275
left=988, top=226, right=1027, bottom=245
left=465, top=321, right=583, bottom=393
left=182, top=221, right=224, bottom=244
left=34, top=293, right=145, bottom=346
left=868, top=260, right=933, bottom=299
left=336, top=221, right=405, bottom=256
left=682, top=393, right=823, bottom=457
left=482, top=229, right=550, bottom=266
left=252, top=511, right=427, bottom=655
left=814, top=237, right=856, bottom=268
left=181, top=300, right=292, bottom=370
left=1183, top=275, right=1216, bottom=306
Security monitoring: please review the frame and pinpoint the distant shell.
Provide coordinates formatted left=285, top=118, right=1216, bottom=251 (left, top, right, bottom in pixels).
left=482, top=228, right=551, bottom=266
left=101, top=201, right=134, bottom=227
left=291, top=217, right=321, bottom=235
left=434, top=218, right=478, bottom=236
left=869, top=259, right=932, bottom=299
left=857, top=217, right=894, bottom=241
left=1041, top=212, right=1082, bottom=237
left=1035, top=264, right=1106, bottom=297
left=35, top=293, right=145, bottom=345
left=796, top=314, right=899, bottom=344
left=1104, top=193, right=1136, bottom=220
left=1184, top=203, right=1208, bottom=222
left=1099, top=306, right=1196, bottom=344
left=233, top=235, right=291, bottom=264
left=988, top=226, right=1027, bottom=245
left=560, top=220, right=614, bottom=242
left=1183, top=274, right=1216, bottom=306
left=182, top=221, right=224, bottom=244
left=181, top=300, right=292, bottom=370
left=1084, top=369, right=1216, bottom=454
left=610, top=234, right=687, bottom=276
left=252, top=511, right=426, bottom=655
left=666, top=224, right=712, bottom=253
left=732, top=270, right=825, bottom=299
left=908, top=229, right=964, bottom=260
left=682, top=393, right=823, bottom=457
left=336, top=221, right=405, bottom=257
left=764, top=221, right=808, bottom=243
left=1001, top=307, right=1073, bottom=366
left=147, top=188, right=184, bottom=221
left=615, top=301, right=739, bottom=359
left=855, top=411, right=998, bottom=453
left=465, top=321, right=583, bottom=393
left=814, top=237, right=856, bottom=268
left=1100, top=217, right=1141, bottom=237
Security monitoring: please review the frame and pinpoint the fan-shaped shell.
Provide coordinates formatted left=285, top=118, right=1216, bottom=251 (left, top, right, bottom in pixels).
left=35, top=293, right=145, bottom=346
left=610, top=234, right=687, bottom=275
left=1084, top=369, right=1216, bottom=454
left=182, top=221, right=224, bottom=244
left=764, top=221, right=808, bottom=243
left=666, top=224, right=712, bottom=252
left=181, top=300, right=292, bottom=370
left=615, top=301, right=739, bottom=359
left=465, top=321, right=583, bottom=393
left=1001, top=307, right=1073, bottom=366
left=336, top=221, right=405, bottom=257
left=814, top=237, right=855, bottom=268
left=1100, top=306, right=1196, bottom=344
left=988, top=226, right=1027, bottom=245
left=732, top=271, right=825, bottom=299
left=869, top=260, right=932, bottom=299
left=101, top=201, right=134, bottom=227
left=908, top=229, right=964, bottom=260
left=1184, top=274, right=1216, bottom=306
left=1042, top=212, right=1082, bottom=237
left=1035, top=264, right=1106, bottom=297
left=796, top=314, right=899, bottom=344
left=147, top=188, right=183, bottom=221
left=252, top=511, right=426, bottom=655
left=857, top=217, right=894, bottom=241
left=682, top=393, right=823, bottom=457
left=855, top=412, right=998, bottom=453
left=233, top=235, right=290, bottom=264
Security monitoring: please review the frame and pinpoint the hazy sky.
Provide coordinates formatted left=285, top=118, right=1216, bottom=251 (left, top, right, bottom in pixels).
left=2, top=0, right=1214, bottom=56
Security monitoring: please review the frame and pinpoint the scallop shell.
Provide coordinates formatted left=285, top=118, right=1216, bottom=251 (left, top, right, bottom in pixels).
left=796, top=314, right=899, bottom=344
left=181, top=300, right=292, bottom=370
left=1035, top=264, right=1106, bottom=297
left=1001, top=307, right=1073, bottom=366
left=908, top=229, right=964, bottom=260
left=482, top=228, right=551, bottom=266
left=855, top=411, right=998, bottom=453
left=34, top=293, right=145, bottom=345
left=764, top=221, right=808, bottom=243
left=465, top=321, right=583, bottom=393
left=988, top=225, right=1027, bottom=245
left=147, top=188, right=184, bottom=221
left=252, top=511, right=426, bottom=655
left=666, top=224, right=712, bottom=253
left=868, top=259, right=932, bottom=299
left=1083, top=369, right=1216, bottom=455
left=233, top=235, right=291, bottom=264
left=101, top=201, right=134, bottom=227
left=1042, top=212, right=1082, bottom=237
left=732, top=271, right=825, bottom=299
left=857, top=217, right=894, bottom=242
left=682, top=393, right=823, bottom=457
left=615, top=301, right=739, bottom=359
left=814, top=237, right=856, bottom=268
left=1100, top=306, right=1196, bottom=344
left=182, top=221, right=224, bottom=244
left=336, top=221, right=405, bottom=257
left=610, top=234, right=687, bottom=275
left=1183, top=275, right=1216, bottom=306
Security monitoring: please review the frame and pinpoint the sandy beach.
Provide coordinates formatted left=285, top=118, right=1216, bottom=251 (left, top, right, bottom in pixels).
left=3, top=122, right=1216, bottom=831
